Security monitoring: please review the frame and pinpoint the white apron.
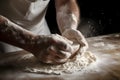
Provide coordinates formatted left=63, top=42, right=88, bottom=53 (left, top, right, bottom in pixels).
left=0, top=0, right=51, bottom=53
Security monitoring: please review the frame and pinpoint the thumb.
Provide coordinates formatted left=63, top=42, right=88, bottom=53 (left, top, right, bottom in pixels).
left=69, top=43, right=80, bottom=59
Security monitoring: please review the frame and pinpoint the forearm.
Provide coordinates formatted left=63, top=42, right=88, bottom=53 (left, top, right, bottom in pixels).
left=0, top=16, right=37, bottom=51
left=55, top=0, right=80, bottom=33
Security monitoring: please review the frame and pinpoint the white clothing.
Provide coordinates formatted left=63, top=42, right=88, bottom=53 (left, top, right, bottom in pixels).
left=0, top=0, right=51, bottom=53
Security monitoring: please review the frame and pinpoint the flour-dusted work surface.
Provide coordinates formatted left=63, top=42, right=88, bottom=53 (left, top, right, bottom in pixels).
left=0, top=51, right=96, bottom=75
left=0, top=33, right=120, bottom=80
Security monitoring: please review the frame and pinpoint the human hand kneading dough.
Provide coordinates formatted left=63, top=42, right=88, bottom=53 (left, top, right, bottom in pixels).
left=62, top=29, right=89, bottom=57
left=28, top=34, right=79, bottom=65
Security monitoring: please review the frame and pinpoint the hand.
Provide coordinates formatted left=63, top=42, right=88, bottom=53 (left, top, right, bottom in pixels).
left=29, top=34, right=77, bottom=65
left=62, top=29, right=88, bottom=55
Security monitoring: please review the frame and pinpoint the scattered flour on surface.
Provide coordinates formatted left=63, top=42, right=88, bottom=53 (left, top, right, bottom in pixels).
left=92, top=42, right=105, bottom=47
left=24, top=51, right=96, bottom=75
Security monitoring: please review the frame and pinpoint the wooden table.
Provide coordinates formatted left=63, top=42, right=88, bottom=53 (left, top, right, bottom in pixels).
left=0, top=33, right=120, bottom=80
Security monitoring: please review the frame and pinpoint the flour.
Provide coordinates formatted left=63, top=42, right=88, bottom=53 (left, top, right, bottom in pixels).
left=24, top=51, right=96, bottom=75
left=92, top=42, right=105, bottom=47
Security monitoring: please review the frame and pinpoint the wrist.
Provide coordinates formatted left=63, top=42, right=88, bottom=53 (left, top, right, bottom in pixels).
left=24, top=35, right=50, bottom=54
left=21, top=35, right=40, bottom=51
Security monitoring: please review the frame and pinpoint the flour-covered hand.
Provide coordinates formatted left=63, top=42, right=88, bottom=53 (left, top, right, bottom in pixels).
left=30, top=34, right=77, bottom=64
left=62, top=29, right=88, bottom=55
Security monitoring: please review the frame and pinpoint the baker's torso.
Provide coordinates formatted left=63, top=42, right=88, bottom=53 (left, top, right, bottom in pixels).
left=0, top=0, right=51, bottom=35
left=0, top=0, right=51, bottom=53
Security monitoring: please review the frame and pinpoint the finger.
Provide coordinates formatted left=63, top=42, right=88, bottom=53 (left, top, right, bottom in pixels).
left=69, top=44, right=80, bottom=59
left=46, top=54, right=68, bottom=65
left=48, top=46, right=71, bottom=59
left=37, top=47, right=70, bottom=64
left=50, top=51, right=71, bottom=64
left=53, top=34, right=73, bottom=44
left=51, top=34, right=73, bottom=51
left=59, top=51, right=71, bottom=58
left=47, top=46, right=63, bottom=58
left=69, top=45, right=80, bottom=59
left=39, top=53, right=54, bottom=64
left=75, top=30, right=88, bottom=45
left=53, top=57, right=68, bottom=64
left=57, top=42, right=72, bottom=52
left=48, top=37, right=71, bottom=51
left=41, top=54, right=67, bottom=65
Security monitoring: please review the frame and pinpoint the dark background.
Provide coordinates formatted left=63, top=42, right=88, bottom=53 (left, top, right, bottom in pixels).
left=46, top=0, right=120, bottom=37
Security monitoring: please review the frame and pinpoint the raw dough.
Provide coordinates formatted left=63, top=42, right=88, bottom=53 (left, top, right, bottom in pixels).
left=23, top=51, right=96, bottom=75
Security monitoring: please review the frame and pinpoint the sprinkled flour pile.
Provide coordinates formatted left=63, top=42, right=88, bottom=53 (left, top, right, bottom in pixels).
left=24, top=51, right=96, bottom=75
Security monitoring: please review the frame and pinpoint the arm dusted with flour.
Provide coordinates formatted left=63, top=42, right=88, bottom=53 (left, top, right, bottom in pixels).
left=55, top=0, right=88, bottom=54
left=55, top=0, right=79, bottom=32
left=0, top=16, right=37, bottom=50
